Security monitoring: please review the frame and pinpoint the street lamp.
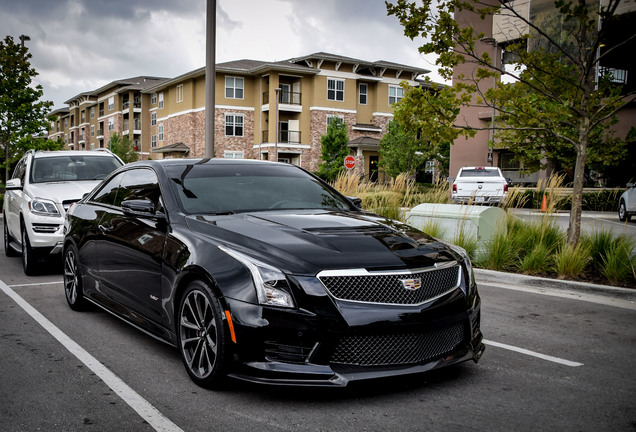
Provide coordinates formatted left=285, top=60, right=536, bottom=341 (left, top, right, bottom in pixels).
left=19, top=34, right=31, bottom=47
left=481, top=37, right=499, bottom=166
left=274, top=87, right=281, bottom=163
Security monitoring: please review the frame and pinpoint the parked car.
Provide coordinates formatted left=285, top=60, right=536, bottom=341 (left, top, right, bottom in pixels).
left=618, top=183, right=636, bottom=222
left=451, top=166, right=508, bottom=204
left=3, top=149, right=123, bottom=274
left=63, top=158, right=484, bottom=388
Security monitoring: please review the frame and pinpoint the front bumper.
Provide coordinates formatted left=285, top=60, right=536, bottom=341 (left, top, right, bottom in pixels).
left=23, top=214, right=65, bottom=253
left=224, top=287, right=484, bottom=387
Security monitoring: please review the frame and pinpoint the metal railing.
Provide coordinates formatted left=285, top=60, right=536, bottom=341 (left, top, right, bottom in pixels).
left=263, top=91, right=302, bottom=105
left=261, top=130, right=301, bottom=143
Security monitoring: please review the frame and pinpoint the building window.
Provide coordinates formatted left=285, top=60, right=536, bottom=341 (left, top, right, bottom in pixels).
left=108, top=96, right=114, bottom=111
left=151, top=135, right=157, bottom=148
left=225, top=114, right=244, bottom=136
left=64, top=119, right=68, bottom=128
left=158, top=92, right=164, bottom=109
left=388, top=85, right=404, bottom=105
left=158, top=124, right=164, bottom=141
left=108, top=117, right=114, bottom=131
left=176, top=84, right=183, bottom=103
left=151, top=93, right=157, bottom=104
left=225, top=77, right=244, bottom=99
left=326, top=115, right=344, bottom=129
left=90, top=125, right=95, bottom=137
left=90, top=107, right=95, bottom=119
left=359, top=84, right=368, bottom=105
left=151, top=112, right=156, bottom=126
left=224, top=151, right=244, bottom=159
left=327, top=78, right=344, bottom=101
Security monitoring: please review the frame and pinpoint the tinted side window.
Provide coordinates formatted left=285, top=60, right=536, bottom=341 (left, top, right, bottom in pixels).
left=116, top=169, right=162, bottom=210
left=91, top=172, right=125, bottom=206
left=12, top=158, right=26, bottom=181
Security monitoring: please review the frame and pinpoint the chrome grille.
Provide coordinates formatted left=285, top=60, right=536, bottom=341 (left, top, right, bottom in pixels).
left=318, top=264, right=460, bottom=305
left=331, top=323, right=466, bottom=367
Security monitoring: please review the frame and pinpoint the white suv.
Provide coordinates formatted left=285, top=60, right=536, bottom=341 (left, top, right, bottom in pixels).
left=3, top=149, right=123, bottom=274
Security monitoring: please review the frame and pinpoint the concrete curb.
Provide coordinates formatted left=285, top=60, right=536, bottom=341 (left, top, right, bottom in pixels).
left=474, top=268, right=636, bottom=303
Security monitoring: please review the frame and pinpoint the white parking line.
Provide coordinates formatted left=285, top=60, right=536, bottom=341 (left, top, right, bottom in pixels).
left=0, top=279, right=184, bottom=432
left=9, top=281, right=63, bottom=287
left=484, top=339, right=583, bottom=367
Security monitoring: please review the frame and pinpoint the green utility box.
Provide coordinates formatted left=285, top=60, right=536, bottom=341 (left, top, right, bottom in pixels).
left=405, top=203, right=507, bottom=247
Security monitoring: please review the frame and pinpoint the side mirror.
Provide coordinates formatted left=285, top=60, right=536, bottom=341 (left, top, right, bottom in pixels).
left=346, top=196, right=363, bottom=208
left=121, top=199, right=165, bottom=220
left=5, top=178, right=22, bottom=190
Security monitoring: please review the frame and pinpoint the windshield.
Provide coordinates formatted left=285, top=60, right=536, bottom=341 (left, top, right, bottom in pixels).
left=459, top=169, right=501, bottom=177
left=30, top=155, right=122, bottom=183
left=166, top=163, right=352, bottom=214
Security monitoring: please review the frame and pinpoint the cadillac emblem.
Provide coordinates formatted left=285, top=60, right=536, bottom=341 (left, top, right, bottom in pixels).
left=401, top=278, right=422, bottom=291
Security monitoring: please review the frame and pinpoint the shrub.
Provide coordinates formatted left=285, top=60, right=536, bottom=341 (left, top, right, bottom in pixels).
left=602, top=239, right=636, bottom=285
left=520, top=243, right=553, bottom=275
left=475, top=230, right=518, bottom=271
left=554, top=243, right=591, bottom=279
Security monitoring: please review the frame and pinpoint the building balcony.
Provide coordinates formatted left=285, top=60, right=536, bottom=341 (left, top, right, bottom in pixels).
left=262, top=91, right=302, bottom=111
left=262, top=130, right=302, bottom=144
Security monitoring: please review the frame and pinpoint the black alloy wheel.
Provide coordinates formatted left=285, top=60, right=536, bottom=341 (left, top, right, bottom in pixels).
left=21, top=226, right=37, bottom=275
left=4, top=216, right=19, bottom=257
left=177, top=280, right=229, bottom=388
left=63, top=245, right=87, bottom=311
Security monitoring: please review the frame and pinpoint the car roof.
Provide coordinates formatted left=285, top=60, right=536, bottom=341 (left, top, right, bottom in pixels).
left=32, top=150, right=119, bottom=159
left=130, top=158, right=292, bottom=168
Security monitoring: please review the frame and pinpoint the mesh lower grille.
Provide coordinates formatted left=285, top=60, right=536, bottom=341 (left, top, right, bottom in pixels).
left=318, top=265, right=460, bottom=305
left=330, top=323, right=465, bottom=367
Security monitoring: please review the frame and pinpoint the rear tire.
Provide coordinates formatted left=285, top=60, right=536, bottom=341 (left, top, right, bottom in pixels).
left=177, top=280, right=229, bottom=389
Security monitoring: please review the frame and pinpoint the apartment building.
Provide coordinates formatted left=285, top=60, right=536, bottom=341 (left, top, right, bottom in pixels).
left=450, top=0, right=635, bottom=185
left=48, top=76, right=169, bottom=153
left=48, top=52, right=430, bottom=180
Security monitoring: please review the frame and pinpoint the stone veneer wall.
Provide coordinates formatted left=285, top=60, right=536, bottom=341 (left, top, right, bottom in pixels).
left=158, top=109, right=255, bottom=159
left=214, top=109, right=256, bottom=159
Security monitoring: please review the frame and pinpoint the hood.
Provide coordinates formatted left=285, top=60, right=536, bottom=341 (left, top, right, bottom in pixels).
left=28, top=181, right=101, bottom=204
left=186, top=210, right=458, bottom=274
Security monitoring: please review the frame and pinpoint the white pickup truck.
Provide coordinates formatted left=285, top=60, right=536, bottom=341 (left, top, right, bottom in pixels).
left=451, top=166, right=508, bottom=204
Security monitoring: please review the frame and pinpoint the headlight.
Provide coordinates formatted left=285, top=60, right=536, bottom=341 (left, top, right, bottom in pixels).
left=219, top=246, right=295, bottom=308
left=29, top=198, right=60, bottom=217
left=439, top=240, right=475, bottom=292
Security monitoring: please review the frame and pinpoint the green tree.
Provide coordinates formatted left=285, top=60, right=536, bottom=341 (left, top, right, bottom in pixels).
left=386, top=0, right=635, bottom=246
left=381, top=84, right=466, bottom=179
left=0, top=35, right=53, bottom=182
left=316, top=118, right=350, bottom=181
left=108, top=132, right=138, bottom=164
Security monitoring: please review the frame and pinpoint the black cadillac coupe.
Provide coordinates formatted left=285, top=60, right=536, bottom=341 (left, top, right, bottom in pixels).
left=63, top=158, right=484, bottom=388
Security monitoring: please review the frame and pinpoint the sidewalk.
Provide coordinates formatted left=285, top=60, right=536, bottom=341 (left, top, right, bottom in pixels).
left=475, top=268, right=636, bottom=308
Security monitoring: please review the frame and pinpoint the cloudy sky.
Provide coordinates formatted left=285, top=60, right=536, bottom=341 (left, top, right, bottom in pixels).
left=1, top=0, right=443, bottom=110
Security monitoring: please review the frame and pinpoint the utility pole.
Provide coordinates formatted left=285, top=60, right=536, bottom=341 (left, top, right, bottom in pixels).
left=205, top=0, right=216, bottom=158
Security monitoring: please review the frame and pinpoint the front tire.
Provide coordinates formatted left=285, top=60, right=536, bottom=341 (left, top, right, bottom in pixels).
left=21, top=226, right=37, bottom=275
left=63, top=244, right=87, bottom=311
left=177, top=280, right=229, bottom=389
left=618, top=200, right=631, bottom=222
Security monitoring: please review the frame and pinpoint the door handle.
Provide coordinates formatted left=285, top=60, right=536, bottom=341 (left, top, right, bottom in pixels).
left=98, top=224, right=112, bottom=234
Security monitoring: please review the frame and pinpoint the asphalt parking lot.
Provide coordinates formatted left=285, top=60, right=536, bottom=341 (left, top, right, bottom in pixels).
left=1, top=217, right=635, bottom=431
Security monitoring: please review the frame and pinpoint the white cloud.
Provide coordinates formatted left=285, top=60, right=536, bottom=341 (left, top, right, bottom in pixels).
left=0, top=0, right=445, bottom=109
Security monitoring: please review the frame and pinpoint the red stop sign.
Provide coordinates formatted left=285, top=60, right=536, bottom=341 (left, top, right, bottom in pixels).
left=344, top=155, right=356, bottom=169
